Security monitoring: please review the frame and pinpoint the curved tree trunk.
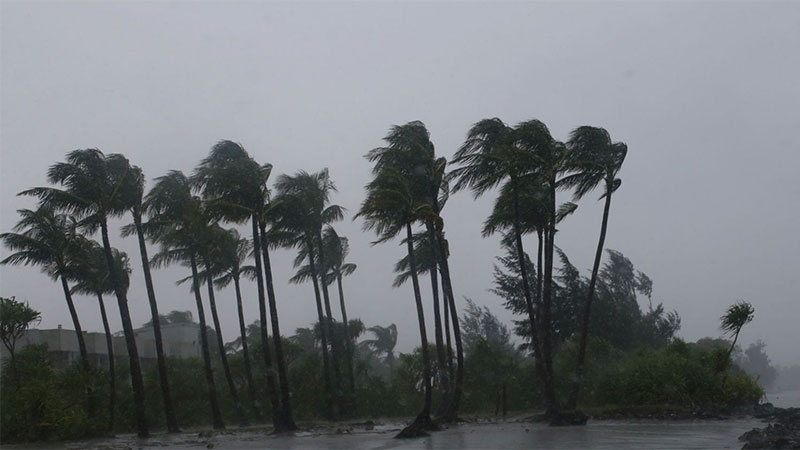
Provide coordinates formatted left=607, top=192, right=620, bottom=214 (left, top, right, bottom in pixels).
left=304, top=236, right=336, bottom=419
left=233, top=273, right=261, bottom=421
left=133, top=213, right=179, bottom=432
left=315, top=229, right=343, bottom=413
left=96, top=293, right=115, bottom=432
left=540, top=182, right=558, bottom=416
left=568, top=186, right=612, bottom=410
left=425, top=225, right=449, bottom=415
left=397, top=222, right=434, bottom=437
left=433, top=231, right=464, bottom=422
left=249, top=218, right=281, bottom=428
left=258, top=222, right=297, bottom=430
left=510, top=181, right=549, bottom=413
left=189, top=253, right=225, bottom=430
left=335, top=273, right=357, bottom=415
left=442, top=278, right=454, bottom=383
left=99, top=220, right=148, bottom=437
left=204, top=260, right=247, bottom=426
left=58, top=274, right=89, bottom=371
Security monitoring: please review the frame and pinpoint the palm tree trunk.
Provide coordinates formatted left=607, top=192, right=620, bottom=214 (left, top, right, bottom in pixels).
left=315, top=229, right=343, bottom=411
left=189, top=253, right=225, bottom=430
left=233, top=273, right=261, bottom=421
left=442, top=277, right=454, bottom=383
left=401, top=222, right=433, bottom=432
left=99, top=220, right=148, bottom=437
left=537, top=231, right=543, bottom=308
left=540, top=182, right=558, bottom=416
left=304, top=235, right=336, bottom=419
left=510, top=181, right=549, bottom=411
left=133, top=212, right=179, bottom=432
left=568, top=186, right=612, bottom=410
left=58, top=274, right=89, bottom=371
left=249, top=218, right=282, bottom=428
left=425, top=225, right=449, bottom=413
left=335, top=273, right=357, bottom=414
left=258, top=222, right=297, bottom=430
left=204, top=260, right=247, bottom=426
left=433, top=230, right=464, bottom=422
left=96, top=293, right=115, bottom=432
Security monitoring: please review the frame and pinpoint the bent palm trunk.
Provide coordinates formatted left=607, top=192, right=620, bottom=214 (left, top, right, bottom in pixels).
left=189, top=254, right=225, bottom=430
left=304, top=236, right=336, bottom=419
left=233, top=273, right=261, bottom=421
left=96, top=293, right=115, bottom=432
left=335, top=273, right=357, bottom=414
left=134, top=213, right=179, bottom=432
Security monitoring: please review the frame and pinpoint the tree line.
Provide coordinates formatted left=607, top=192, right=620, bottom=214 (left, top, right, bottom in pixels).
left=2, top=117, right=736, bottom=438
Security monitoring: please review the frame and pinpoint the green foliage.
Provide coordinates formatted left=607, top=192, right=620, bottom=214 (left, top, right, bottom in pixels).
left=595, top=339, right=763, bottom=407
left=0, top=296, right=41, bottom=359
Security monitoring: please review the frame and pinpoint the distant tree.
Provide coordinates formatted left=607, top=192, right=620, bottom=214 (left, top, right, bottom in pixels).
left=362, top=324, right=399, bottom=376
left=737, top=341, right=777, bottom=389
left=0, top=296, right=41, bottom=383
left=719, top=301, right=755, bottom=378
left=460, top=298, right=513, bottom=354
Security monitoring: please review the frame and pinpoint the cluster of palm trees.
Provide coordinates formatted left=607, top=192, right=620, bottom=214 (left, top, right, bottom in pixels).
left=2, top=116, right=626, bottom=436
left=357, top=118, right=626, bottom=431
left=0, top=144, right=362, bottom=436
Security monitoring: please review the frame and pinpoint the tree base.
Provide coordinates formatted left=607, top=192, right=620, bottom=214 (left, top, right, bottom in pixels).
left=549, top=410, right=588, bottom=426
left=395, top=412, right=439, bottom=439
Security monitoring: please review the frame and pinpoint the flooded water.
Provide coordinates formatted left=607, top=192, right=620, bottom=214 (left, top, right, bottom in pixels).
left=4, top=418, right=764, bottom=450
left=765, top=389, right=800, bottom=409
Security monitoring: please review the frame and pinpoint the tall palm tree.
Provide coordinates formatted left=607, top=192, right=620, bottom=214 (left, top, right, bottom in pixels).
left=145, top=170, right=225, bottom=430
left=67, top=239, right=131, bottom=432
left=362, top=324, right=398, bottom=376
left=192, top=141, right=294, bottom=430
left=367, top=121, right=464, bottom=421
left=197, top=224, right=248, bottom=426
left=356, top=167, right=435, bottom=435
left=120, top=164, right=180, bottom=432
left=213, top=228, right=262, bottom=420
left=561, top=126, right=627, bottom=410
left=1, top=207, right=89, bottom=371
left=273, top=169, right=346, bottom=415
left=21, top=150, right=149, bottom=436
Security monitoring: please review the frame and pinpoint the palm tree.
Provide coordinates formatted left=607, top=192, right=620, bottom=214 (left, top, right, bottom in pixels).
left=367, top=121, right=464, bottom=421
left=120, top=164, right=180, bottom=432
left=719, top=301, right=755, bottom=379
left=362, top=324, right=398, bottom=376
left=213, top=228, right=262, bottom=420
left=1, top=207, right=90, bottom=372
left=561, top=126, right=627, bottom=410
left=356, top=167, right=435, bottom=435
left=273, top=169, right=346, bottom=415
left=197, top=224, right=248, bottom=426
left=67, top=239, right=131, bottom=432
left=193, top=141, right=294, bottom=430
left=451, top=119, right=559, bottom=414
left=272, top=170, right=343, bottom=417
left=21, top=149, right=149, bottom=435
left=145, top=170, right=225, bottom=430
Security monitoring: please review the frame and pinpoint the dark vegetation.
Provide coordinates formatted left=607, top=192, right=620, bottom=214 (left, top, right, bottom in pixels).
left=0, top=119, right=769, bottom=442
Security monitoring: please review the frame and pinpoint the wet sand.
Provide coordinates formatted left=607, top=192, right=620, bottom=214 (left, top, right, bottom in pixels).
left=2, top=418, right=763, bottom=449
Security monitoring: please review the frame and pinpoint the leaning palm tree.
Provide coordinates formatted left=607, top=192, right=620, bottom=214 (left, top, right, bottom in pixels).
left=292, top=226, right=359, bottom=411
left=1, top=207, right=89, bottom=371
left=21, top=150, right=149, bottom=436
left=362, top=324, right=398, bottom=376
left=212, top=228, right=262, bottom=420
left=719, top=301, right=755, bottom=379
left=145, top=170, right=225, bottom=430
left=451, top=119, right=559, bottom=414
left=67, top=239, right=131, bottom=432
left=273, top=169, right=346, bottom=416
left=561, top=126, right=627, bottom=409
left=367, top=121, right=464, bottom=420
left=356, top=167, right=435, bottom=436
left=192, top=141, right=294, bottom=430
left=120, top=164, right=180, bottom=432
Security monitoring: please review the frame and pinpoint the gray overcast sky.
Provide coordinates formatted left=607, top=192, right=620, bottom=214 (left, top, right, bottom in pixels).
left=1, top=2, right=798, bottom=366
